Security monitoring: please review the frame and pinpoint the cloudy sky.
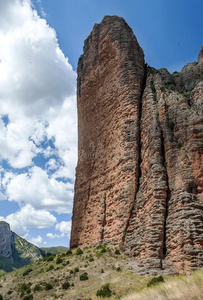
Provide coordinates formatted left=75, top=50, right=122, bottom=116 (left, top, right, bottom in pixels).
left=0, top=0, right=202, bottom=248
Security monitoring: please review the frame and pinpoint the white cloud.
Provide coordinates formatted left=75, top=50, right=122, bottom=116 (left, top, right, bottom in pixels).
left=56, top=221, right=71, bottom=235
left=46, top=233, right=62, bottom=239
left=29, top=235, right=43, bottom=246
left=3, top=166, right=74, bottom=213
left=0, top=0, right=77, bottom=173
left=0, top=204, right=56, bottom=236
left=47, top=221, right=71, bottom=239
left=0, top=0, right=77, bottom=227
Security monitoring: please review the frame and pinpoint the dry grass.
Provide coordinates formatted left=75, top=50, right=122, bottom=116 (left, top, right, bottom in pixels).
left=122, top=269, right=203, bottom=300
left=0, top=245, right=202, bottom=300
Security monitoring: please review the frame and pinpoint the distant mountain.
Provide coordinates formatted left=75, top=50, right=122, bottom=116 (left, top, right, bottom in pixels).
left=40, top=246, right=69, bottom=255
left=0, top=221, right=46, bottom=272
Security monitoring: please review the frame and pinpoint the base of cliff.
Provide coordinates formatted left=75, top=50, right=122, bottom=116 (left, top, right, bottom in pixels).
left=0, top=244, right=202, bottom=300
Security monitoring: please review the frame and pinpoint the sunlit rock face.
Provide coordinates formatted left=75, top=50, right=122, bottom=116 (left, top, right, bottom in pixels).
left=70, top=16, right=203, bottom=275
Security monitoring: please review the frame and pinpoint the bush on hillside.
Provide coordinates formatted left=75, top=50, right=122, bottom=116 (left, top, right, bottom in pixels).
left=96, top=283, right=112, bottom=297
left=23, top=268, right=32, bottom=276
left=147, top=275, right=164, bottom=287
left=80, top=272, right=88, bottom=281
left=76, top=248, right=83, bottom=255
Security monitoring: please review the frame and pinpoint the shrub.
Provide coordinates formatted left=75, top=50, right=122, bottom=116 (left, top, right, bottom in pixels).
left=23, top=295, right=33, bottom=300
left=96, top=283, right=112, bottom=297
left=19, top=283, right=31, bottom=292
left=46, top=264, right=54, bottom=272
left=44, top=283, right=53, bottom=290
left=47, top=255, right=55, bottom=262
left=116, top=267, right=121, bottom=272
left=70, top=270, right=74, bottom=274
left=147, top=275, right=164, bottom=287
left=76, top=248, right=83, bottom=255
left=80, top=272, right=88, bottom=281
left=23, top=268, right=33, bottom=276
left=100, top=247, right=106, bottom=253
left=56, top=257, right=63, bottom=264
left=66, top=249, right=72, bottom=256
left=7, top=290, right=13, bottom=295
left=115, top=249, right=120, bottom=255
left=62, top=281, right=70, bottom=290
left=74, top=267, right=79, bottom=273
left=33, top=284, right=41, bottom=292
left=0, top=295, right=2, bottom=300
left=89, top=257, right=94, bottom=262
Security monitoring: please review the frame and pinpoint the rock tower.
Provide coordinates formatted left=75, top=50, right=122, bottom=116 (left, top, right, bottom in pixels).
left=70, top=16, right=203, bottom=274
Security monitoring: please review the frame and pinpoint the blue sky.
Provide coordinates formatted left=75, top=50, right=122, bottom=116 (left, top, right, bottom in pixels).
left=0, top=0, right=202, bottom=248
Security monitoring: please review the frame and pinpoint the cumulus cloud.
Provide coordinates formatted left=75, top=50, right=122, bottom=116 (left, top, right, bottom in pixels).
left=3, top=166, right=74, bottom=213
left=28, top=235, right=43, bottom=246
left=0, top=0, right=77, bottom=170
left=47, top=221, right=71, bottom=239
left=0, top=0, right=77, bottom=244
left=0, top=204, right=56, bottom=237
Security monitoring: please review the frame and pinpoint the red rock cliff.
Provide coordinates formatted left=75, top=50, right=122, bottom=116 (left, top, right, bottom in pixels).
left=70, top=16, right=203, bottom=275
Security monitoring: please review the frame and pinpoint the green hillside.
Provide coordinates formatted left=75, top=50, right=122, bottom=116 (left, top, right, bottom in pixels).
left=40, top=246, right=69, bottom=255
left=0, top=232, right=46, bottom=274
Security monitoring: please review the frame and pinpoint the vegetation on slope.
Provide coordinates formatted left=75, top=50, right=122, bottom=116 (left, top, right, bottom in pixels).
left=40, top=246, right=69, bottom=255
left=0, top=244, right=202, bottom=300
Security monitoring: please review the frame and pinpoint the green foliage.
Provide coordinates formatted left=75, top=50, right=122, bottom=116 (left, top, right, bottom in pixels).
left=164, top=161, right=167, bottom=167
left=56, top=257, right=63, bottom=264
left=44, top=283, right=53, bottom=290
left=74, top=267, right=79, bottom=273
left=116, top=267, right=121, bottom=272
left=46, top=264, right=54, bottom=271
left=23, top=295, right=33, bottom=300
left=23, top=268, right=33, bottom=276
left=168, top=121, right=175, bottom=131
left=89, top=257, right=94, bottom=262
left=96, top=283, right=112, bottom=297
left=183, top=92, right=191, bottom=99
left=80, top=272, right=88, bottom=281
left=147, top=275, right=164, bottom=287
left=0, top=294, right=3, bottom=300
left=7, top=290, right=13, bottom=295
left=115, top=249, right=120, bottom=255
left=100, top=248, right=106, bottom=253
left=33, top=284, right=41, bottom=292
left=62, top=281, right=70, bottom=290
left=46, top=255, right=55, bottom=262
left=177, top=142, right=182, bottom=149
left=19, top=282, right=31, bottom=293
left=66, top=249, right=72, bottom=256
left=76, top=248, right=83, bottom=255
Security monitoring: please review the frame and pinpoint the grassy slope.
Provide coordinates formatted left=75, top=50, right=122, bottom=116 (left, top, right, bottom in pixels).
left=0, top=244, right=202, bottom=300
left=40, top=246, right=69, bottom=255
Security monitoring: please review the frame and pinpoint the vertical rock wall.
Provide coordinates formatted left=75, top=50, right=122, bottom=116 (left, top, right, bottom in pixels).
left=70, top=16, right=203, bottom=274
left=70, top=16, right=145, bottom=248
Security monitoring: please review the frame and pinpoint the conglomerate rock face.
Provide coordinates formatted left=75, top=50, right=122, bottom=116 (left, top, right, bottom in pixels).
left=70, top=16, right=203, bottom=275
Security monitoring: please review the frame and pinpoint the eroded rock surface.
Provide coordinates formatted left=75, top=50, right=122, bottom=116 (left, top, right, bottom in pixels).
left=70, top=16, right=203, bottom=274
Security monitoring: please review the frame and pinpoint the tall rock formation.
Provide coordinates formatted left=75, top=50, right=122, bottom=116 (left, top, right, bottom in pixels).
left=70, top=16, right=203, bottom=275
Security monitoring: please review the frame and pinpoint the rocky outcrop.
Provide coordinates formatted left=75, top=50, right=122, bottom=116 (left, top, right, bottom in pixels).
left=0, top=221, right=46, bottom=271
left=70, top=16, right=203, bottom=274
left=0, top=222, right=14, bottom=261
